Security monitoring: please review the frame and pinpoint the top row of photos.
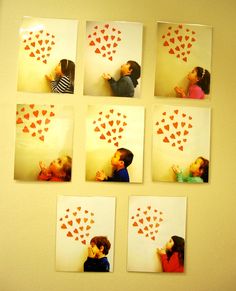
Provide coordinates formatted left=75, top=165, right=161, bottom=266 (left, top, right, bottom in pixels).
left=18, top=17, right=212, bottom=99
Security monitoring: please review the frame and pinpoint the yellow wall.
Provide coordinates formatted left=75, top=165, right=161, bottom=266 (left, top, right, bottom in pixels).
left=0, top=0, right=236, bottom=291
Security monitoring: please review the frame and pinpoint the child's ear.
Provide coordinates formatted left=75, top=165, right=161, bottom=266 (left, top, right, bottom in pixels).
left=100, top=245, right=104, bottom=253
left=119, top=160, right=125, bottom=167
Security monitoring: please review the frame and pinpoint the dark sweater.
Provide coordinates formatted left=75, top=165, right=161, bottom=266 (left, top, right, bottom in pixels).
left=84, top=257, right=110, bottom=272
left=108, top=75, right=134, bottom=97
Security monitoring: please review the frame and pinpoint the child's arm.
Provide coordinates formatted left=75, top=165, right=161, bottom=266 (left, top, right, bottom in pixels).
left=87, top=246, right=96, bottom=258
left=172, top=165, right=186, bottom=182
left=38, top=162, right=52, bottom=180
left=50, top=76, right=71, bottom=93
left=109, top=77, right=134, bottom=97
left=103, top=73, right=134, bottom=97
left=96, top=170, right=108, bottom=181
left=174, top=86, right=186, bottom=98
left=159, top=252, right=181, bottom=272
left=45, top=74, right=54, bottom=81
left=102, top=73, right=112, bottom=80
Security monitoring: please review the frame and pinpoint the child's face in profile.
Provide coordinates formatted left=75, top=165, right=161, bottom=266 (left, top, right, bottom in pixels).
left=49, top=156, right=68, bottom=176
left=111, top=150, right=122, bottom=168
left=187, top=68, right=199, bottom=84
left=90, top=242, right=101, bottom=257
left=165, top=238, right=174, bottom=250
left=189, top=157, right=203, bottom=176
left=120, top=62, right=132, bottom=76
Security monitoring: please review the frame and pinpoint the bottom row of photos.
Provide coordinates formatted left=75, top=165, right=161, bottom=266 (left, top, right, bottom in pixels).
left=56, top=196, right=186, bottom=273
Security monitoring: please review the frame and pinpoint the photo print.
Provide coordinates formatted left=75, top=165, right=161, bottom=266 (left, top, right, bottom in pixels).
left=86, top=105, right=145, bottom=183
left=56, top=195, right=116, bottom=272
left=84, top=21, right=143, bottom=97
left=155, top=21, right=212, bottom=99
left=14, top=104, right=74, bottom=181
left=152, top=104, right=211, bottom=183
left=127, top=196, right=187, bottom=273
left=17, top=16, right=78, bottom=93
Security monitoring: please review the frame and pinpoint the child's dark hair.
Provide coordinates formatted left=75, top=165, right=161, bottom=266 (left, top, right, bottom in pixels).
left=63, top=155, right=72, bottom=181
left=90, top=236, right=111, bottom=255
left=118, top=148, right=134, bottom=168
left=195, top=66, right=210, bottom=94
left=60, top=59, right=75, bottom=89
left=127, top=60, right=141, bottom=88
left=198, top=156, right=209, bottom=183
left=167, top=235, right=185, bottom=266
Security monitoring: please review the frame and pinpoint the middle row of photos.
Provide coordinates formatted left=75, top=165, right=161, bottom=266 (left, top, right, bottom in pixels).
left=14, top=104, right=210, bottom=183
left=17, top=17, right=212, bottom=99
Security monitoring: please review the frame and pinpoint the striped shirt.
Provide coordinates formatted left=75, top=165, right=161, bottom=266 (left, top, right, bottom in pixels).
left=51, top=76, right=74, bottom=94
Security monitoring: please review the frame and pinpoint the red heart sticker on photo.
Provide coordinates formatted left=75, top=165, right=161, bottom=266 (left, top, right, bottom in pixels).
left=16, top=104, right=56, bottom=142
left=92, top=108, right=128, bottom=147
left=131, top=205, right=164, bottom=241
left=161, top=24, right=197, bottom=62
left=22, top=29, right=56, bottom=64
left=88, top=23, right=122, bottom=61
left=155, top=108, right=193, bottom=151
left=59, top=206, right=95, bottom=244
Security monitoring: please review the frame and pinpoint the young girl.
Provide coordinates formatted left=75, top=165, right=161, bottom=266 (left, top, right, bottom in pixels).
left=103, top=60, right=141, bottom=97
left=157, top=235, right=185, bottom=272
left=172, top=156, right=209, bottom=183
left=38, top=155, right=72, bottom=182
left=174, top=66, right=210, bottom=99
left=45, top=59, right=75, bottom=94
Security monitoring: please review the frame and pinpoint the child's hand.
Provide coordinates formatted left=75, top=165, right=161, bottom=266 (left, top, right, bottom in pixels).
left=157, top=248, right=166, bottom=255
left=174, top=86, right=186, bottom=97
left=39, top=161, right=47, bottom=170
left=96, top=170, right=107, bottom=181
left=45, top=74, right=54, bottom=81
left=88, top=246, right=96, bottom=258
left=102, top=73, right=111, bottom=80
left=172, top=165, right=181, bottom=174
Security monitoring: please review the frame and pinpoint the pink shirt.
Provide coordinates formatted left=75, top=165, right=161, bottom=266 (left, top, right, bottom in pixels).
left=188, top=84, right=205, bottom=99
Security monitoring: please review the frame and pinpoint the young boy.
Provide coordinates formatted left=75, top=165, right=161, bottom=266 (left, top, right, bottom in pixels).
left=83, top=236, right=111, bottom=272
left=102, top=60, right=141, bottom=97
left=96, top=148, right=133, bottom=182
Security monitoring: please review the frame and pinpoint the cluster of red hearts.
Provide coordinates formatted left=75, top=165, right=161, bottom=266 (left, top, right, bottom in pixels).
left=59, top=206, right=95, bottom=245
left=131, top=205, right=164, bottom=241
left=155, top=108, right=193, bottom=152
left=22, top=29, right=56, bottom=64
left=16, top=104, right=56, bottom=142
left=161, top=24, right=197, bottom=62
left=88, top=23, right=122, bottom=61
left=93, top=108, right=128, bottom=147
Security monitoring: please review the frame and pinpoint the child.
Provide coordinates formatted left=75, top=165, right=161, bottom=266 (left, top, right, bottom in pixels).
left=174, top=66, right=210, bottom=99
left=157, top=235, right=185, bottom=273
left=84, top=236, right=111, bottom=272
left=103, top=60, right=141, bottom=97
left=172, top=156, right=209, bottom=183
left=38, top=155, right=72, bottom=182
left=96, top=148, right=133, bottom=182
left=45, top=59, right=75, bottom=94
